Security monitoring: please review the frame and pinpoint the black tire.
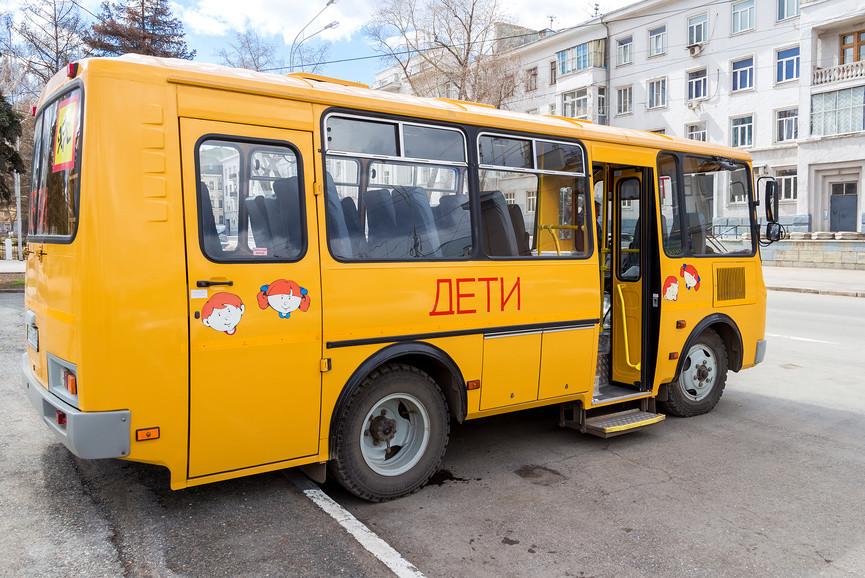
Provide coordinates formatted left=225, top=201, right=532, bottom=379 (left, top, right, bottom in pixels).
left=661, top=329, right=728, bottom=417
left=328, top=363, right=450, bottom=502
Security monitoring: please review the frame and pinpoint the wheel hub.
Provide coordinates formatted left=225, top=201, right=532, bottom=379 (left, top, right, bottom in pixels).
left=368, top=411, right=397, bottom=445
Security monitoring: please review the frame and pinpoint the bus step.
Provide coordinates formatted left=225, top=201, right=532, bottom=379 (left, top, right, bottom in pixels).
left=584, top=409, right=665, bottom=438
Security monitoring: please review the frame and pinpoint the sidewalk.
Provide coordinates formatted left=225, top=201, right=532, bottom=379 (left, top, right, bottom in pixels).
left=763, top=266, right=865, bottom=298
left=0, top=260, right=24, bottom=274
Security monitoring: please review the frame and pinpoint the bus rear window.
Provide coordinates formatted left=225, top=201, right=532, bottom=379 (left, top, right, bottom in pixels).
left=29, top=88, right=82, bottom=240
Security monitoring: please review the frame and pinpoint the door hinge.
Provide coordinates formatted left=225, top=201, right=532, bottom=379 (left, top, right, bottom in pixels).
left=320, top=358, right=332, bottom=372
left=313, top=181, right=321, bottom=196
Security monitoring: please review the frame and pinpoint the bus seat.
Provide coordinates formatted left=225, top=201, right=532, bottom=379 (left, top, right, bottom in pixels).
left=246, top=196, right=273, bottom=253
left=273, top=177, right=303, bottom=254
left=392, top=186, right=442, bottom=258
left=436, top=194, right=468, bottom=229
left=365, top=188, right=400, bottom=258
left=198, top=182, right=224, bottom=257
left=508, top=204, right=531, bottom=256
left=341, top=196, right=367, bottom=256
left=436, top=194, right=472, bottom=257
left=324, top=175, right=353, bottom=258
left=480, top=190, right=519, bottom=256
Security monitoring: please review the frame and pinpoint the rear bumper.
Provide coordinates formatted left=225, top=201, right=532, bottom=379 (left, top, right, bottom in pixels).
left=22, top=354, right=131, bottom=459
left=754, top=339, right=767, bottom=366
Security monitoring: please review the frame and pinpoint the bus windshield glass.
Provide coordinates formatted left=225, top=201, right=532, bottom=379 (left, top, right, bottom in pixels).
left=29, top=88, right=83, bottom=239
left=659, top=153, right=754, bottom=257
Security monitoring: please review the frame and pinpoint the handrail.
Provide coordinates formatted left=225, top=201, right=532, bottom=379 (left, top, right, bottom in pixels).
left=616, top=284, right=641, bottom=372
left=538, top=224, right=562, bottom=255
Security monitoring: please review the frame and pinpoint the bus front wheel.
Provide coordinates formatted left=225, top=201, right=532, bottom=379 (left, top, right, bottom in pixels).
left=329, top=363, right=450, bottom=501
left=662, top=329, right=728, bottom=417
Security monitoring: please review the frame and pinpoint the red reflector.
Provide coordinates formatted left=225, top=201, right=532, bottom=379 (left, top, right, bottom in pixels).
left=676, top=320, right=687, bottom=329
left=67, top=62, right=78, bottom=78
left=56, top=410, right=67, bottom=426
left=31, top=105, right=37, bottom=117
left=466, top=379, right=481, bottom=390
left=669, top=352, right=679, bottom=360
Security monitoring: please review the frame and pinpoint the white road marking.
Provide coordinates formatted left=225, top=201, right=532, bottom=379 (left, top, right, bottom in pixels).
left=288, top=474, right=426, bottom=578
left=765, top=333, right=838, bottom=345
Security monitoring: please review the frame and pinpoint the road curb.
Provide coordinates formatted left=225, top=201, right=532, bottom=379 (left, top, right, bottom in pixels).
left=767, top=286, right=865, bottom=298
left=0, top=289, right=23, bottom=294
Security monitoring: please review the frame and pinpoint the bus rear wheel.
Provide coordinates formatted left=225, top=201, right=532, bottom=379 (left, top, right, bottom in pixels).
left=329, top=364, right=450, bottom=502
left=662, top=329, right=728, bottom=417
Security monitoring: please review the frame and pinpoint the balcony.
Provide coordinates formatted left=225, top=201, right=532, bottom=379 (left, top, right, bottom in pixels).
left=813, top=60, right=865, bottom=85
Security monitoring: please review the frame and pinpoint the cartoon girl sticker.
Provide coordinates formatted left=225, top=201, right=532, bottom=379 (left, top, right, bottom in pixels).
left=662, top=275, right=679, bottom=301
left=201, top=292, right=245, bottom=335
left=680, top=263, right=701, bottom=292
left=257, top=279, right=310, bottom=319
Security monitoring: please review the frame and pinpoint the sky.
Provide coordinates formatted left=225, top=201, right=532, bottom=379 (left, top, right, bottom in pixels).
left=24, top=0, right=634, bottom=85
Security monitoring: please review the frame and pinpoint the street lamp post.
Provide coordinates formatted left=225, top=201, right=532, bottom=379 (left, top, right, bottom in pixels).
left=289, top=0, right=336, bottom=72
left=293, top=21, right=339, bottom=72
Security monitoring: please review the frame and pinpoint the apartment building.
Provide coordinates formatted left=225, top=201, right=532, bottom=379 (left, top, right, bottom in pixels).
left=373, top=0, right=865, bottom=233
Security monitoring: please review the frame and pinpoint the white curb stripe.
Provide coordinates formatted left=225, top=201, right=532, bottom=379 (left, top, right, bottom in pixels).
left=289, top=475, right=426, bottom=578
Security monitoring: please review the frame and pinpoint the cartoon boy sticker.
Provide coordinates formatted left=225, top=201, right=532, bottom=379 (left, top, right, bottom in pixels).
left=201, top=292, right=245, bottom=335
left=662, top=275, right=679, bottom=301
left=257, top=279, right=310, bottom=319
left=680, top=263, right=701, bottom=292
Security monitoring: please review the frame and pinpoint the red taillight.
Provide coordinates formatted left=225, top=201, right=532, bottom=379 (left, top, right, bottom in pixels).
left=56, top=410, right=67, bottom=426
left=62, top=369, right=77, bottom=395
left=31, top=105, right=37, bottom=117
left=67, top=62, right=78, bottom=78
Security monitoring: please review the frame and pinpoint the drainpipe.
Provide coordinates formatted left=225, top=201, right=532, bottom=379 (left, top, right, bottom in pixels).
left=600, top=15, right=610, bottom=125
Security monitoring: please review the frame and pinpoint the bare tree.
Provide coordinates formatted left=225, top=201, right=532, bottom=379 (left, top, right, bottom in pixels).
left=294, top=42, right=329, bottom=74
left=365, top=0, right=521, bottom=107
left=1, top=0, right=90, bottom=90
left=218, top=29, right=282, bottom=71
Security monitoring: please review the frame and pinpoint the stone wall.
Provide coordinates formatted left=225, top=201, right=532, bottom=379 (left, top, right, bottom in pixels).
left=759, top=239, right=865, bottom=270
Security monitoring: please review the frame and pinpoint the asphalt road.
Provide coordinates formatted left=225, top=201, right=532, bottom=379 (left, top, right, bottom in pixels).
left=2, top=291, right=864, bottom=577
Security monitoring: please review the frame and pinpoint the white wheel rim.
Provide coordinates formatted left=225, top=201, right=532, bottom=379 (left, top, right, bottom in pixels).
left=679, top=344, right=718, bottom=402
left=360, top=393, right=431, bottom=477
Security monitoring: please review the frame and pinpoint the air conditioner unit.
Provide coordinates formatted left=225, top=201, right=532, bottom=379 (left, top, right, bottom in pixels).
left=688, top=43, right=704, bottom=57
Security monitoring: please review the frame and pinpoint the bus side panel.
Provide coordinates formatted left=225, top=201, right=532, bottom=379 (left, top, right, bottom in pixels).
left=79, top=72, right=190, bottom=484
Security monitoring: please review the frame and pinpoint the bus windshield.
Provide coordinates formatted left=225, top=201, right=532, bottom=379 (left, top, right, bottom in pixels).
left=658, top=153, right=754, bottom=257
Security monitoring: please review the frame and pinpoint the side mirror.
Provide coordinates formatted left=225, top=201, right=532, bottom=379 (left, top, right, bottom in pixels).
left=765, top=222, right=782, bottom=242
left=764, top=180, right=779, bottom=223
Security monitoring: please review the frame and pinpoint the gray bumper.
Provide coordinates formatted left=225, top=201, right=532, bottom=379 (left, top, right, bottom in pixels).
left=22, top=354, right=131, bottom=459
left=754, top=339, right=767, bottom=366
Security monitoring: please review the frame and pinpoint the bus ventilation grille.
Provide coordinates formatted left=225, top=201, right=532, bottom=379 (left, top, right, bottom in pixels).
left=715, top=267, right=746, bottom=301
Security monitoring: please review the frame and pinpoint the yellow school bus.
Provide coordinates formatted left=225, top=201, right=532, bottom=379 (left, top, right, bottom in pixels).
left=23, top=56, right=780, bottom=501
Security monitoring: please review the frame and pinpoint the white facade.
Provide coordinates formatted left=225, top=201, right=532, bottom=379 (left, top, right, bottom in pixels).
left=372, top=0, right=865, bottom=232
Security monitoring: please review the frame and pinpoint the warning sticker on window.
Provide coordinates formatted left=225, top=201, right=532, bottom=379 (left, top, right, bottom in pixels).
left=52, top=93, right=80, bottom=173
left=659, top=175, right=672, bottom=201
left=252, top=247, right=268, bottom=256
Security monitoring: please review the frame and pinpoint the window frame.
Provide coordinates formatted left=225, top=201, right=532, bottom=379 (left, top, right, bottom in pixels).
left=525, top=66, right=538, bottom=92
left=731, top=55, right=755, bottom=92
left=775, top=45, right=800, bottom=83
left=194, top=134, right=307, bottom=264
left=686, top=122, right=708, bottom=141
left=616, top=36, right=633, bottom=66
left=731, top=114, right=754, bottom=148
left=688, top=13, right=709, bottom=46
left=777, top=0, right=799, bottom=22
left=776, top=168, right=798, bottom=201
left=616, top=85, right=633, bottom=115
left=731, top=0, right=755, bottom=34
left=549, top=60, right=557, bottom=85
left=615, top=176, right=643, bottom=282
left=477, top=130, right=592, bottom=261
left=28, top=82, right=85, bottom=244
left=649, top=26, right=667, bottom=57
left=775, top=107, right=799, bottom=143
left=687, top=67, right=709, bottom=101
left=647, top=77, right=668, bottom=109
left=657, top=151, right=757, bottom=259
left=840, top=30, right=865, bottom=64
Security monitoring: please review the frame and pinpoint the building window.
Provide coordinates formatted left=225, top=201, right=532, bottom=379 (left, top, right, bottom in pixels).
left=597, top=87, right=607, bottom=122
left=557, top=40, right=606, bottom=75
left=687, top=122, right=707, bottom=141
left=776, top=108, right=799, bottom=142
left=617, top=36, right=632, bottom=66
left=732, top=57, right=754, bottom=91
left=526, top=190, right=537, bottom=213
left=503, top=191, right=516, bottom=204
left=731, top=115, right=753, bottom=147
left=777, top=169, right=798, bottom=200
left=649, top=26, right=667, bottom=56
left=840, top=31, right=865, bottom=64
left=778, top=0, right=799, bottom=21
left=616, top=86, right=633, bottom=115
left=776, top=47, right=800, bottom=82
left=688, top=14, right=708, bottom=45
left=549, top=60, right=557, bottom=85
left=688, top=68, right=708, bottom=101
left=562, top=88, right=589, bottom=118
left=732, top=0, right=755, bottom=34
left=648, top=78, right=667, bottom=109
left=525, top=67, right=538, bottom=92
left=811, top=87, right=865, bottom=136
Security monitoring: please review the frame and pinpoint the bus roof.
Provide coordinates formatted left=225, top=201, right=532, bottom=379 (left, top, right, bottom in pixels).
left=54, top=54, right=751, bottom=163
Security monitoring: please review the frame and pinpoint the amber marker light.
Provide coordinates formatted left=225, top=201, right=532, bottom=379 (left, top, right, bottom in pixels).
left=466, top=379, right=481, bottom=390
left=136, top=427, right=160, bottom=442
left=62, top=368, right=77, bottom=395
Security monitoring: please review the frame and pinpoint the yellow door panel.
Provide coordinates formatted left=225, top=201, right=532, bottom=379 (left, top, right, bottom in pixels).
left=611, top=171, right=643, bottom=385
left=538, top=328, right=596, bottom=399
left=480, top=332, right=541, bottom=410
left=181, top=118, right=322, bottom=478
left=611, top=280, right=642, bottom=384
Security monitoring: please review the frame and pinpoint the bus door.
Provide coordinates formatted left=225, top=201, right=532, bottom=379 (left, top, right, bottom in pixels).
left=180, top=118, right=322, bottom=479
left=611, top=169, right=644, bottom=386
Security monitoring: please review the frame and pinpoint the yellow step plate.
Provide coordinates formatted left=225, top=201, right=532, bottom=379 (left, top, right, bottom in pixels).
left=584, top=409, right=666, bottom=438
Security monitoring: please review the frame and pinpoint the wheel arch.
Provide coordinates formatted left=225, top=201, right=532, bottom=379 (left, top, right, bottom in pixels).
left=674, top=313, right=743, bottom=379
left=329, top=342, right=466, bottom=452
